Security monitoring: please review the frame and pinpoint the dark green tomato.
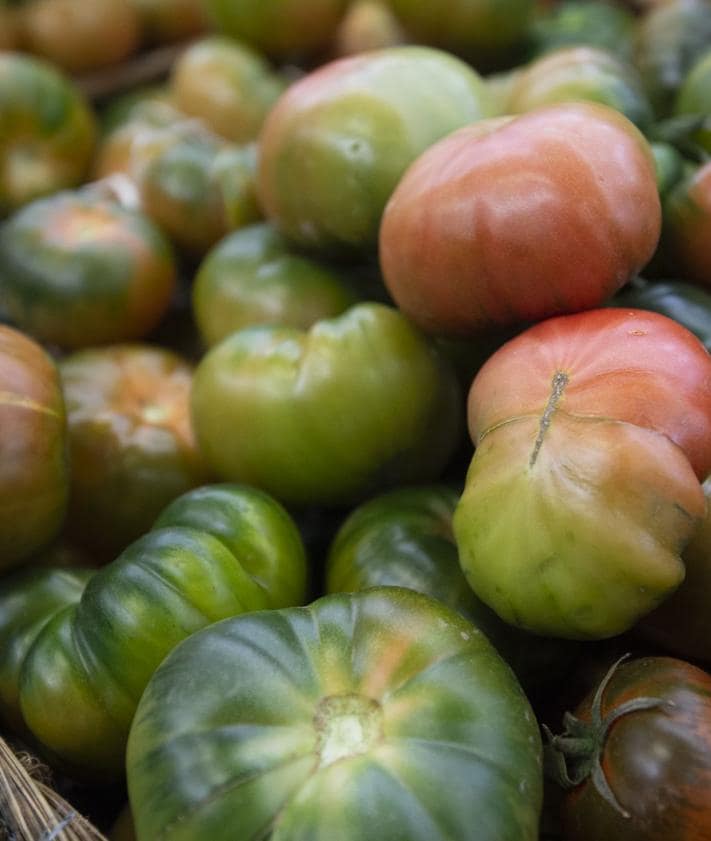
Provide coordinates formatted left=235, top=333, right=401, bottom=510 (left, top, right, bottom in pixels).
left=508, top=46, right=653, bottom=128
left=0, top=325, right=69, bottom=572
left=674, top=47, right=711, bottom=152
left=127, top=587, right=543, bottom=841
left=326, top=484, right=582, bottom=697
left=60, top=344, right=210, bottom=560
left=193, top=222, right=359, bottom=347
left=170, top=36, right=285, bottom=143
left=609, top=278, right=711, bottom=351
left=549, top=656, right=711, bottom=841
left=0, top=190, right=176, bottom=349
left=382, top=0, right=534, bottom=65
left=634, top=0, right=711, bottom=116
left=662, top=160, right=711, bottom=286
left=528, top=0, right=635, bottom=61
left=191, top=303, right=463, bottom=507
left=5, top=483, right=308, bottom=778
left=257, top=46, right=492, bottom=254
left=204, top=0, right=349, bottom=59
left=0, top=567, right=92, bottom=735
left=638, top=477, right=711, bottom=662
left=141, top=134, right=262, bottom=256
left=0, top=52, right=96, bottom=215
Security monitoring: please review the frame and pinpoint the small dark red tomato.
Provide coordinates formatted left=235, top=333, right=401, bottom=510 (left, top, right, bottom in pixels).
left=379, top=102, right=661, bottom=336
left=547, top=656, right=711, bottom=841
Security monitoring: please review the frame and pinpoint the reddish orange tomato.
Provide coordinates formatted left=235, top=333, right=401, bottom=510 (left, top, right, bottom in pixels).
left=380, top=102, right=661, bottom=336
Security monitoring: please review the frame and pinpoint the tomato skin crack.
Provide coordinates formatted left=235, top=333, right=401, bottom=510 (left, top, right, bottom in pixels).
left=529, top=370, right=569, bottom=467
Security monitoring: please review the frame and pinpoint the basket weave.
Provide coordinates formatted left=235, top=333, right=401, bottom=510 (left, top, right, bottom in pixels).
left=0, top=736, right=107, bottom=841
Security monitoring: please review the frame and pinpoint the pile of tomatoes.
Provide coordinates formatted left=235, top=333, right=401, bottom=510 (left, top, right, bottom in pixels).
left=1, top=1, right=711, bottom=839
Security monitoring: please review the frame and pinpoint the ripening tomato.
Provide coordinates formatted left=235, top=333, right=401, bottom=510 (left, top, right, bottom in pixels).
left=380, top=102, right=661, bottom=336
left=664, top=161, right=711, bottom=288
left=453, top=308, right=711, bottom=639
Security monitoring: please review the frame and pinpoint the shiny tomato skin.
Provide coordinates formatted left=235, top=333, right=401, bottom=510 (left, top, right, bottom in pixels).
left=257, top=46, right=492, bottom=254
left=468, top=308, right=711, bottom=481
left=380, top=102, right=660, bottom=336
left=453, top=308, right=711, bottom=639
left=560, top=657, right=711, bottom=841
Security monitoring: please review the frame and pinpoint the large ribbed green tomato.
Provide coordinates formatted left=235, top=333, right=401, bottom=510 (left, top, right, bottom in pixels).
left=190, top=303, right=462, bottom=507
left=453, top=308, right=711, bottom=639
left=257, top=46, right=492, bottom=254
left=0, top=484, right=307, bottom=778
left=0, top=325, right=68, bottom=572
left=127, top=588, right=543, bottom=841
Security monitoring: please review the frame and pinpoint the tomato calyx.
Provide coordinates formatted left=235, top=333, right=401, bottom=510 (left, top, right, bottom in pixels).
left=543, top=654, right=674, bottom=818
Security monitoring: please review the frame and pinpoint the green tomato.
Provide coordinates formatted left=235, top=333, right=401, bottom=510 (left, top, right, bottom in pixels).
left=382, top=0, right=534, bottom=64
left=528, top=0, right=635, bottom=60
left=2, top=484, right=307, bottom=778
left=634, top=0, right=711, bottom=116
left=0, top=52, right=96, bottom=214
left=127, top=588, right=543, bottom=841
left=508, top=46, right=653, bottom=128
left=204, top=0, right=349, bottom=59
left=0, top=567, right=92, bottom=735
left=193, top=223, right=359, bottom=347
left=257, top=46, right=492, bottom=254
left=191, top=303, right=463, bottom=507
left=0, top=189, right=176, bottom=349
left=674, top=47, right=711, bottom=152
left=0, top=325, right=69, bottom=572
left=326, top=484, right=582, bottom=694
left=170, top=36, right=285, bottom=143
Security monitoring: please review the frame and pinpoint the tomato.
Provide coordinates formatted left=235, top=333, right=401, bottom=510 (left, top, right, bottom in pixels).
left=129, top=0, right=207, bottom=43
left=1, top=483, right=307, bottom=777
left=381, top=0, right=534, bottom=66
left=0, top=189, right=176, bottom=349
left=332, top=0, right=406, bottom=57
left=380, top=103, right=660, bottom=336
left=204, top=0, right=349, bottom=59
left=664, top=160, right=711, bottom=287
left=674, top=47, right=711, bottom=152
left=60, top=344, right=210, bottom=560
left=634, top=0, right=711, bottom=115
left=453, top=308, right=711, bottom=639
left=326, top=484, right=582, bottom=697
left=257, top=46, right=492, bottom=254
left=0, top=52, right=96, bottom=214
left=19, top=0, right=140, bottom=74
left=169, top=37, right=285, bottom=144
left=638, top=477, right=711, bottom=663
left=546, top=655, right=711, bottom=840
left=127, top=588, right=543, bottom=841
left=0, top=325, right=68, bottom=572
left=193, top=222, right=358, bottom=347
left=507, top=47, right=653, bottom=128
left=0, top=567, right=92, bottom=735
left=191, top=303, right=462, bottom=507
left=609, top=278, right=711, bottom=351
left=528, top=1, right=635, bottom=60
